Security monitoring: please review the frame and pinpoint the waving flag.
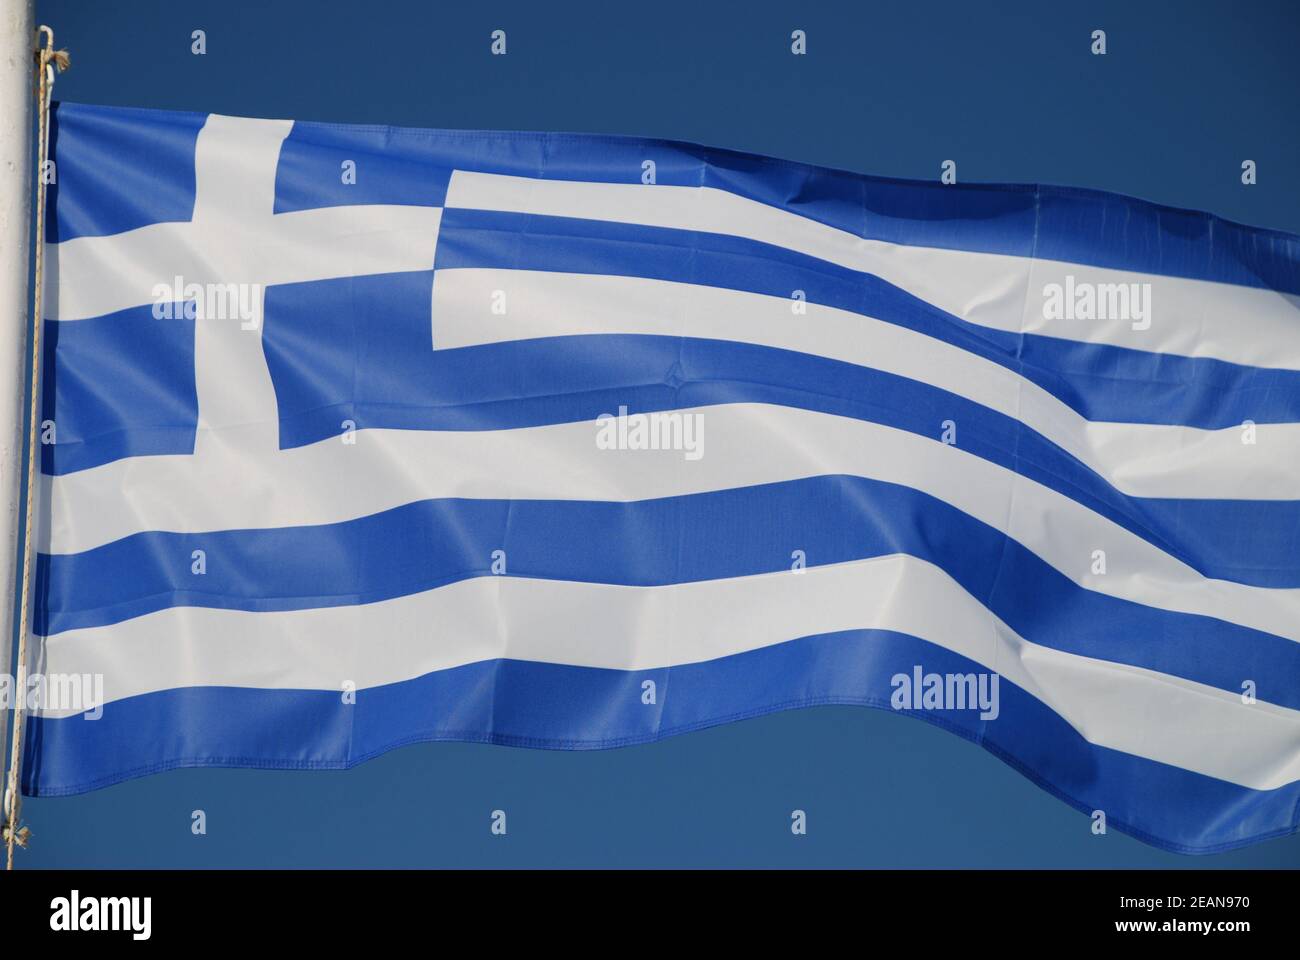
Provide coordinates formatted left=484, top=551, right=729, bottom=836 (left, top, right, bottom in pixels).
left=24, top=101, right=1300, bottom=853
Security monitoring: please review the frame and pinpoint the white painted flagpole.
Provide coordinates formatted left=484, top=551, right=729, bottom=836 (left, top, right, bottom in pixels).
left=0, top=0, right=34, bottom=835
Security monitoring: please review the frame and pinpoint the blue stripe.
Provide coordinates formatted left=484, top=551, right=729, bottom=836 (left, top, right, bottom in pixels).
left=40, top=306, right=198, bottom=475
left=273, top=119, right=1039, bottom=258
left=22, top=628, right=1300, bottom=854
left=48, top=102, right=205, bottom=244
left=38, top=476, right=1300, bottom=710
left=269, top=112, right=1300, bottom=293
left=273, top=121, right=452, bottom=213
left=434, top=207, right=1300, bottom=428
left=1035, top=188, right=1300, bottom=299
left=263, top=276, right=1300, bottom=587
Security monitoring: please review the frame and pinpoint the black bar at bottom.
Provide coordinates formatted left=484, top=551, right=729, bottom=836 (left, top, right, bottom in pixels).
left=0, top=868, right=1291, bottom=945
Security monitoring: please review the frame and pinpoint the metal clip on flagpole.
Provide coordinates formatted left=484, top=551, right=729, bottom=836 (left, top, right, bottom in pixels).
left=2, top=22, right=67, bottom=871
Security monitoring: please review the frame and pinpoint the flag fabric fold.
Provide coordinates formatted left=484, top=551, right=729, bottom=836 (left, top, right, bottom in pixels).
left=24, top=100, right=1300, bottom=854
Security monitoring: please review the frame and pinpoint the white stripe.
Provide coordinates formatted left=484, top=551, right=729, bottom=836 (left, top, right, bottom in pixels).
left=444, top=171, right=1300, bottom=371
left=432, top=267, right=1300, bottom=499
left=46, top=204, right=443, bottom=322
left=45, top=205, right=443, bottom=322
left=34, top=554, right=1300, bottom=791
left=40, top=403, right=1300, bottom=645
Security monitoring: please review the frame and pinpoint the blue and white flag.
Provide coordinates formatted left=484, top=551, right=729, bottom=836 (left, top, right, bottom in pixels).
left=24, top=101, right=1300, bottom=853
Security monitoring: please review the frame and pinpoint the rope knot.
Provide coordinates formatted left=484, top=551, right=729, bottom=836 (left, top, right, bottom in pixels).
left=33, top=25, right=70, bottom=78
left=1, top=823, right=30, bottom=849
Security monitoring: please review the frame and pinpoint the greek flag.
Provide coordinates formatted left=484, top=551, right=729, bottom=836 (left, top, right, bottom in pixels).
left=25, top=101, right=1300, bottom=854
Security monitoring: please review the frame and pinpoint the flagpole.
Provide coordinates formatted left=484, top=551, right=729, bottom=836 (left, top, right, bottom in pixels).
left=0, top=0, right=34, bottom=848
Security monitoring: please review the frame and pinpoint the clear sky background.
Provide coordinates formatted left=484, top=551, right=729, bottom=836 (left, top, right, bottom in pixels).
left=16, top=0, right=1300, bottom=867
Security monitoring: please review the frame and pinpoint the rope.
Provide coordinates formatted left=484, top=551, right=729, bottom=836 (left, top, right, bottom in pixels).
left=3, top=24, right=68, bottom=871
